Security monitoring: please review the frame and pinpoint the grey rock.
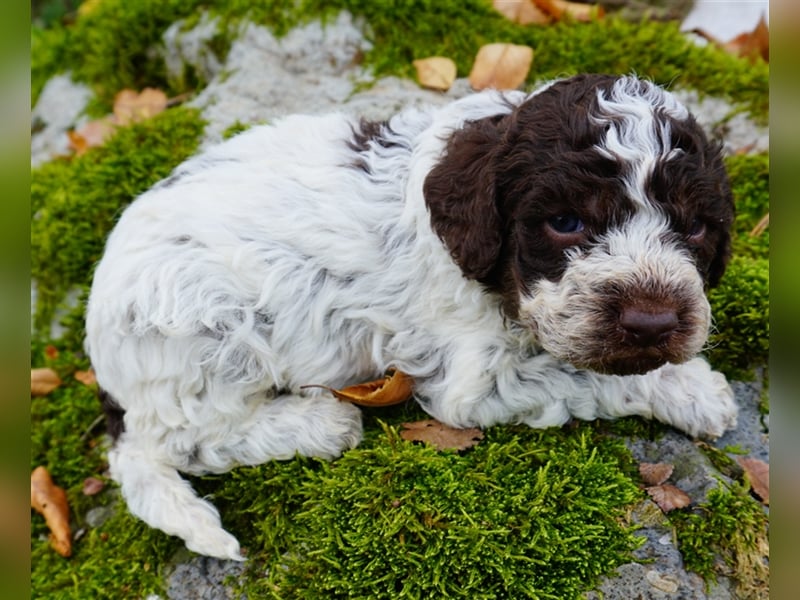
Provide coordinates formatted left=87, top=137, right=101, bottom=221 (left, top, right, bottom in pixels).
left=31, top=72, right=92, bottom=167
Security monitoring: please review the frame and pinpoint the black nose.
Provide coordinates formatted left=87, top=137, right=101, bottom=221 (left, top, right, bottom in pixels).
left=620, top=306, right=678, bottom=347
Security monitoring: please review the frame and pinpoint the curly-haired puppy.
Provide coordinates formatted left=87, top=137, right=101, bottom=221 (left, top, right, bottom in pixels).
left=85, top=74, right=738, bottom=560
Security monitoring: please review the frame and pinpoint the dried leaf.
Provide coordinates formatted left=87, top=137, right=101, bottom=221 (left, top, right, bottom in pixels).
left=534, top=0, right=604, bottom=22
left=639, top=462, right=674, bottom=487
left=44, top=345, right=59, bottom=360
left=413, top=56, right=458, bottom=91
left=646, top=484, right=691, bottom=513
left=67, top=117, right=116, bottom=156
left=31, top=466, right=72, bottom=557
left=737, top=456, right=769, bottom=504
left=74, top=369, right=97, bottom=387
left=690, top=14, right=768, bottom=63
left=492, top=0, right=551, bottom=25
left=31, top=368, right=62, bottom=396
left=400, top=419, right=484, bottom=451
left=82, top=476, right=105, bottom=496
left=113, top=88, right=169, bottom=126
left=469, top=43, right=534, bottom=91
left=301, top=370, right=413, bottom=407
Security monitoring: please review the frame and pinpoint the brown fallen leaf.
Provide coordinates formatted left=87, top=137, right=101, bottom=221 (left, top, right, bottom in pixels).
left=534, top=0, right=605, bottom=22
left=413, top=56, right=458, bottom=91
left=492, top=0, right=551, bottom=25
left=690, top=14, right=768, bottom=63
left=400, top=419, right=484, bottom=451
left=67, top=117, right=116, bottom=156
left=737, top=456, right=769, bottom=505
left=639, top=462, right=674, bottom=487
left=31, top=368, right=62, bottom=396
left=469, top=43, right=534, bottom=91
left=82, top=476, right=105, bottom=496
left=113, top=88, right=169, bottom=126
left=31, top=466, right=72, bottom=557
left=646, top=484, right=691, bottom=513
left=74, top=369, right=97, bottom=387
left=301, top=370, right=413, bottom=407
left=45, top=344, right=59, bottom=359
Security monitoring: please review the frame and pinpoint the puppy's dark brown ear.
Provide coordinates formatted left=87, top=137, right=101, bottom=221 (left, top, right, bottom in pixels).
left=423, top=117, right=505, bottom=283
left=707, top=203, right=733, bottom=288
left=706, top=158, right=735, bottom=288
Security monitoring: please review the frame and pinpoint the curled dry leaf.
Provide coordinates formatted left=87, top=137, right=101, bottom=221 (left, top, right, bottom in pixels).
left=400, top=419, right=484, bottom=451
left=301, top=370, right=413, bottom=407
left=492, top=0, right=550, bottom=25
left=114, top=88, right=169, bottom=126
left=413, top=56, right=458, bottom=91
left=31, top=466, right=72, bottom=557
left=534, top=0, right=605, bottom=22
left=690, top=14, right=768, bottom=63
left=74, top=369, right=97, bottom=387
left=737, top=456, right=769, bottom=504
left=31, top=368, right=62, bottom=396
left=639, top=462, right=674, bottom=487
left=646, top=484, right=691, bottom=513
left=469, top=43, right=534, bottom=91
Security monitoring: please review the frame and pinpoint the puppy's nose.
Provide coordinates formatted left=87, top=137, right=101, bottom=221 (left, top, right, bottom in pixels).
left=620, top=306, right=678, bottom=347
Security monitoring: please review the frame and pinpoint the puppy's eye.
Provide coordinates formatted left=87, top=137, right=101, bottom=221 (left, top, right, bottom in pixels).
left=687, top=218, right=706, bottom=244
left=546, top=215, right=584, bottom=234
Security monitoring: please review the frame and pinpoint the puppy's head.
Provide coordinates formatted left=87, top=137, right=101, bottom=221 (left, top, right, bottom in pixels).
left=424, top=74, right=734, bottom=376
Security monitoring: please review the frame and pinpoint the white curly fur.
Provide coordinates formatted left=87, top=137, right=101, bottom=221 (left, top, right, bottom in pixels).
left=85, top=76, right=737, bottom=560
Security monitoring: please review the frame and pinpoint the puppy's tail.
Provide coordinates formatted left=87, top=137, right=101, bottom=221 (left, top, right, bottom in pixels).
left=108, top=437, right=245, bottom=561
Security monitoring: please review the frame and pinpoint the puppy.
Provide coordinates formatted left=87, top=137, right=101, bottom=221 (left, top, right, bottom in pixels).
left=85, top=74, right=737, bottom=560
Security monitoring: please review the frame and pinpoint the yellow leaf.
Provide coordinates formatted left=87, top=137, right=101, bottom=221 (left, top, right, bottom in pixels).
left=113, top=88, right=169, bottom=126
left=469, top=43, right=534, bottom=91
left=74, top=369, right=97, bottom=387
left=31, top=368, right=62, bottom=396
left=413, top=56, right=458, bottom=91
left=301, top=370, right=413, bottom=407
left=492, top=0, right=551, bottom=25
left=534, top=0, right=605, bottom=22
left=31, top=466, right=72, bottom=557
left=67, top=117, right=116, bottom=156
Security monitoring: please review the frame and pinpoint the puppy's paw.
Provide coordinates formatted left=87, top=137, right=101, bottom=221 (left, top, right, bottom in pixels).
left=185, top=525, right=245, bottom=562
left=650, top=358, right=738, bottom=439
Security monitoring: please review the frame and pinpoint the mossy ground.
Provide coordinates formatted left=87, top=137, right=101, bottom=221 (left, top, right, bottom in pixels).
left=31, top=1, right=768, bottom=598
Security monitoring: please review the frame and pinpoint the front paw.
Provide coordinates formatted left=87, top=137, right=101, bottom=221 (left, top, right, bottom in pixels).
left=649, top=358, right=738, bottom=439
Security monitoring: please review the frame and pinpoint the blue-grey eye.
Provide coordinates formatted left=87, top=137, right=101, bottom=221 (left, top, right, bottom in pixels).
left=547, top=215, right=584, bottom=234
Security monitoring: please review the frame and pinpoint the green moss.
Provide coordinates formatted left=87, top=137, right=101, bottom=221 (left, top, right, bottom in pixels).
left=670, top=481, right=768, bottom=599
left=726, top=153, right=770, bottom=258
left=33, top=0, right=768, bottom=120
left=30, top=107, right=205, bottom=335
left=706, top=255, right=769, bottom=381
left=203, top=423, right=642, bottom=599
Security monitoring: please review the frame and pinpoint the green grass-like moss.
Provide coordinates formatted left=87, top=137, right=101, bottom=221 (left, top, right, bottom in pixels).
left=670, top=481, right=769, bottom=599
left=33, top=0, right=768, bottom=122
